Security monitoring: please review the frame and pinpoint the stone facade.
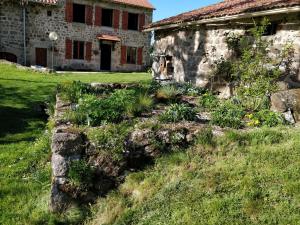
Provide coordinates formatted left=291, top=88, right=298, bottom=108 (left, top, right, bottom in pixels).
left=0, top=0, right=153, bottom=71
left=152, top=13, right=300, bottom=87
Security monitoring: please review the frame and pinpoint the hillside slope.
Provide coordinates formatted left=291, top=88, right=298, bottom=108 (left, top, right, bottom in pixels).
left=87, top=127, right=300, bottom=225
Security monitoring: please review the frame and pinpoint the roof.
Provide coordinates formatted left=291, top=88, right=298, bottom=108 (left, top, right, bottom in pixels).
left=29, top=0, right=154, bottom=9
left=146, top=0, right=300, bottom=30
left=97, top=34, right=121, bottom=42
left=107, top=0, right=155, bottom=9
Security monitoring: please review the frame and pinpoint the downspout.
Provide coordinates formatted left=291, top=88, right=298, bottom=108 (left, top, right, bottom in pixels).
left=22, top=5, right=26, bottom=66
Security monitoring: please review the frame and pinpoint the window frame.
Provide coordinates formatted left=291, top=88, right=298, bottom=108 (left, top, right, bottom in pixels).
left=128, top=13, right=139, bottom=31
left=126, top=46, right=137, bottom=64
left=72, top=3, right=86, bottom=24
left=73, top=40, right=85, bottom=60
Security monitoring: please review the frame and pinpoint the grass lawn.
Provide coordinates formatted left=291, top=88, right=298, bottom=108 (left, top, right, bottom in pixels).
left=0, top=63, right=151, bottom=225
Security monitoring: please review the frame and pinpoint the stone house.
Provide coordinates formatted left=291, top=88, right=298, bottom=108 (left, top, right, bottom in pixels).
left=0, top=0, right=154, bottom=71
left=145, top=0, right=300, bottom=91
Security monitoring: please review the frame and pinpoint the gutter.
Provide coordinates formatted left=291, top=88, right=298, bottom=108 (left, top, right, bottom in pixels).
left=144, top=6, right=300, bottom=32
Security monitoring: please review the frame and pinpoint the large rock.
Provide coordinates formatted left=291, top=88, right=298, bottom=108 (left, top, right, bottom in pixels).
left=51, top=132, right=85, bottom=156
left=271, top=89, right=300, bottom=121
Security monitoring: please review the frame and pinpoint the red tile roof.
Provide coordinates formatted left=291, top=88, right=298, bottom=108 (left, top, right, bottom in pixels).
left=110, top=0, right=155, bottom=9
left=146, top=0, right=300, bottom=29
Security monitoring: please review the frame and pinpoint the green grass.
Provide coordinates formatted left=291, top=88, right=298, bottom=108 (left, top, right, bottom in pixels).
left=87, top=126, right=300, bottom=225
left=0, top=63, right=150, bottom=225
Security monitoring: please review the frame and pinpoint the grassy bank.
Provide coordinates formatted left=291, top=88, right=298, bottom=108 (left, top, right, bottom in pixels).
left=87, top=126, right=300, bottom=225
left=0, top=63, right=150, bottom=225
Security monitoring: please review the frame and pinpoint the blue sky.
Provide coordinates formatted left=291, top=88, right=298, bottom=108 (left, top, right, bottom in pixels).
left=150, top=0, right=223, bottom=22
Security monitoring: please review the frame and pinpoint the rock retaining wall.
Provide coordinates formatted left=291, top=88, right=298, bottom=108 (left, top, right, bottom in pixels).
left=50, top=83, right=211, bottom=212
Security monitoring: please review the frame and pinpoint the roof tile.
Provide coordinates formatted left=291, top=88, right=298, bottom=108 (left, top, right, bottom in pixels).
left=146, top=0, right=300, bottom=29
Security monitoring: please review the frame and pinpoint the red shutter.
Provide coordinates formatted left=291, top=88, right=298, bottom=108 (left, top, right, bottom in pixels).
left=122, top=11, right=128, bottom=30
left=95, top=6, right=102, bottom=26
left=113, top=9, right=120, bottom=30
left=65, top=0, right=73, bottom=23
left=137, top=47, right=143, bottom=65
left=65, top=38, right=72, bottom=59
left=85, top=42, right=92, bottom=61
left=121, top=46, right=127, bottom=64
left=139, top=14, right=145, bottom=31
left=85, top=5, right=93, bottom=25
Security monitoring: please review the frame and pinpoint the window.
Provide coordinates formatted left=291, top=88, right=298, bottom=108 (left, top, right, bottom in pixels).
left=126, top=47, right=137, bottom=64
left=102, top=8, right=113, bottom=27
left=263, top=23, right=277, bottom=36
left=73, top=41, right=85, bottom=59
left=73, top=3, right=85, bottom=23
left=128, top=13, right=138, bottom=30
left=47, top=10, right=52, bottom=17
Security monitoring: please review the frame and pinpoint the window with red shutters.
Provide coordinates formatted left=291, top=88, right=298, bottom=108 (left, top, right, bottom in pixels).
left=122, top=11, right=128, bottom=30
left=139, top=14, right=145, bottom=31
left=85, top=5, right=93, bottom=25
left=73, top=41, right=85, bottom=60
left=113, top=9, right=120, bottom=30
left=85, top=42, right=92, bottom=61
left=128, top=13, right=138, bottom=31
left=65, top=38, right=72, bottom=59
left=137, top=47, right=143, bottom=65
left=102, top=8, right=113, bottom=27
left=94, top=6, right=102, bottom=26
left=121, top=46, right=127, bottom=64
left=126, top=47, right=137, bottom=64
left=65, top=0, right=73, bottom=23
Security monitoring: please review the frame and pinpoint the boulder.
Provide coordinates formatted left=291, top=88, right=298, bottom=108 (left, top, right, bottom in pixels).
left=51, top=132, right=85, bottom=156
left=271, top=89, right=300, bottom=121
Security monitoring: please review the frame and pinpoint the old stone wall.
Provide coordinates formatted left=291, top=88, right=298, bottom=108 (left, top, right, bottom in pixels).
left=153, top=13, right=300, bottom=87
left=0, top=0, right=153, bottom=71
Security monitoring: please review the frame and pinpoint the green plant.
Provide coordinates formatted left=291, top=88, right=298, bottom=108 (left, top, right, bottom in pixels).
left=211, top=100, right=246, bottom=129
left=58, top=81, right=92, bottom=103
left=199, top=92, right=219, bottom=110
left=156, top=85, right=181, bottom=102
left=195, top=127, right=214, bottom=146
left=68, top=160, right=94, bottom=187
left=178, top=82, right=206, bottom=96
left=246, top=110, right=286, bottom=127
left=159, top=104, right=197, bottom=123
left=126, top=93, right=154, bottom=117
left=87, top=122, right=133, bottom=160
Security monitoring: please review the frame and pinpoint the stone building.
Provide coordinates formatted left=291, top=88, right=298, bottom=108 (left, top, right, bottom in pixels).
left=145, top=0, right=300, bottom=89
left=0, top=0, right=154, bottom=71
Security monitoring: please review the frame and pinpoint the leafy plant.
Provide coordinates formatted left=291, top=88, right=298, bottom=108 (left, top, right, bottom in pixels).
left=199, top=92, right=219, bottom=110
left=177, top=82, right=206, bottom=96
left=246, top=110, right=286, bottom=127
left=126, top=93, right=154, bottom=117
left=156, top=85, right=181, bottom=102
left=68, top=160, right=94, bottom=187
left=211, top=100, right=246, bottom=129
left=87, top=122, right=133, bottom=160
left=58, top=81, right=92, bottom=103
left=159, top=103, right=197, bottom=123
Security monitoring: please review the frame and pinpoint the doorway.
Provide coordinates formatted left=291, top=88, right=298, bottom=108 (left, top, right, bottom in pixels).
left=35, top=48, right=47, bottom=67
left=100, top=43, right=112, bottom=71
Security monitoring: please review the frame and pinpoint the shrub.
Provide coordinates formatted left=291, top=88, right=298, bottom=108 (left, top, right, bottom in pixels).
left=211, top=100, right=246, bottom=129
left=177, top=82, right=206, bottom=96
left=159, top=103, right=197, bottom=123
left=58, top=81, right=91, bottom=103
left=126, top=93, right=153, bottom=117
left=147, top=80, right=161, bottom=94
left=246, top=110, right=286, bottom=127
left=87, top=122, right=133, bottom=160
left=68, top=160, right=94, bottom=187
left=199, top=92, right=219, bottom=110
left=156, top=85, right=181, bottom=102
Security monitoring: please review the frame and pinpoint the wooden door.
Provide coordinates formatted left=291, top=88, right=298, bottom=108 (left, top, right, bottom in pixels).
left=100, top=43, right=112, bottom=71
left=35, top=48, right=47, bottom=67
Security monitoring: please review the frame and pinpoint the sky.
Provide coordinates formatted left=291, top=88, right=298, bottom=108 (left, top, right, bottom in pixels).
left=150, top=0, right=223, bottom=22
